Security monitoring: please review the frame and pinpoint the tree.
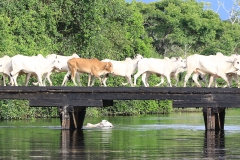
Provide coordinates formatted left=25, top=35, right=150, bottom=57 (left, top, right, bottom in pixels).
left=137, top=0, right=223, bottom=56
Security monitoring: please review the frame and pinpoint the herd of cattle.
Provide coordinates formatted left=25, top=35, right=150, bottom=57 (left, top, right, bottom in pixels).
left=0, top=52, right=240, bottom=88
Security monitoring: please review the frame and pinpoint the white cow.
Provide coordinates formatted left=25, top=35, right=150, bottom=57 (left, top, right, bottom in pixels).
left=153, top=67, right=186, bottom=87
left=34, top=53, right=80, bottom=86
left=143, top=58, right=186, bottom=87
left=85, top=120, right=113, bottom=128
left=10, top=54, right=62, bottom=86
left=183, top=53, right=240, bottom=88
left=134, top=57, right=186, bottom=87
left=0, top=56, right=13, bottom=86
left=91, top=54, right=143, bottom=87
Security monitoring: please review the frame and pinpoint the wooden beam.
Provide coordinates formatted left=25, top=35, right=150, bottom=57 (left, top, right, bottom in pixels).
left=173, top=101, right=240, bottom=108
left=29, top=99, right=103, bottom=107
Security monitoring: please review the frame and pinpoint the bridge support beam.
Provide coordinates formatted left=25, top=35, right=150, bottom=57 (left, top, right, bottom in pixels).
left=203, top=107, right=225, bottom=130
left=58, top=106, right=86, bottom=130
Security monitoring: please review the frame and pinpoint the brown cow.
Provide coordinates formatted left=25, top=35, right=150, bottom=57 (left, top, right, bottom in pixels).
left=67, top=58, right=113, bottom=86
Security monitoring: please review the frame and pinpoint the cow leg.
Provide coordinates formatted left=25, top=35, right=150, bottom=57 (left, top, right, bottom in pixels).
left=70, top=69, right=78, bottom=86
left=225, top=74, right=237, bottom=88
left=192, top=73, right=202, bottom=87
left=89, top=74, right=100, bottom=87
left=173, top=75, right=178, bottom=87
left=208, top=75, right=215, bottom=88
left=2, top=74, right=6, bottom=86
left=7, top=74, right=13, bottom=86
left=155, top=75, right=165, bottom=87
left=76, top=72, right=82, bottom=86
left=219, top=74, right=231, bottom=88
left=184, top=71, right=194, bottom=87
left=41, top=72, right=50, bottom=86
left=90, top=74, right=101, bottom=87
left=62, top=72, right=69, bottom=86
left=97, top=76, right=103, bottom=87
left=134, top=70, right=144, bottom=87
left=25, top=73, right=32, bottom=86
left=213, top=77, right=218, bottom=88
left=36, top=74, right=43, bottom=86
left=211, top=76, right=218, bottom=88
left=90, top=76, right=96, bottom=87
left=122, top=75, right=131, bottom=86
left=141, top=72, right=148, bottom=87
left=102, top=75, right=108, bottom=87
left=45, top=72, right=53, bottom=86
left=222, top=76, right=230, bottom=88
left=0, top=74, right=7, bottom=86
left=88, top=74, right=92, bottom=86
left=165, top=75, right=172, bottom=87
left=11, top=73, right=19, bottom=86
left=125, top=75, right=133, bottom=87
left=145, top=72, right=152, bottom=87
left=91, top=68, right=103, bottom=86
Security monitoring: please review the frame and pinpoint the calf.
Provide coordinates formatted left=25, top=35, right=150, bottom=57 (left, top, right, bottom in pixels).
left=67, top=58, right=113, bottom=86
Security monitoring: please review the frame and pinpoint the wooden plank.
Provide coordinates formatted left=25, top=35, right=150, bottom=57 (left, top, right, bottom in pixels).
left=0, top=86, right=240, bottom=94
left=67, top=92, right=212, bottom=100
left=0, top=92, right=67, bottom=99
left=29, top=99, right=103, bottom=107
left=173, top=101, right=240, bottom=108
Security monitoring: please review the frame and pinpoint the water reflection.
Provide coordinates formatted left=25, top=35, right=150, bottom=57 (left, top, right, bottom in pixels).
left=60, top=130, right=85, bottom=159
left=204, top=130, right=225, bottom=159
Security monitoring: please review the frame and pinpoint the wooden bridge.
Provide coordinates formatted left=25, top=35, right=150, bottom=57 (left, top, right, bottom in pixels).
left=0, top=86, right=239, bottom=130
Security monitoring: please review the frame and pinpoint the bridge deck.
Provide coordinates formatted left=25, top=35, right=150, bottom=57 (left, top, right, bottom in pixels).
left=0, top=86, right=239, bottom=108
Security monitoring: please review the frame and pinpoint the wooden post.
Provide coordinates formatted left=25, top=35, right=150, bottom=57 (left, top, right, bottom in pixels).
left=218, top=108, right=226, bottom=130
left=59, top=105, right=71, bottom=130
left=72, top=107, right=86, bottom=129
left=58, top=106, right=86, bottom=130
left=202, top=107, right=226, bottom=131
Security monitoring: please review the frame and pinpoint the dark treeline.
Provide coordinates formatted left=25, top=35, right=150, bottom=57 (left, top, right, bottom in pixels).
left=0, top=0, right=238, bottom=119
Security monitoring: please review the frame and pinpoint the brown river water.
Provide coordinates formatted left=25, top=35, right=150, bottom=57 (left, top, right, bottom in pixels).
left=1, top=109, right=240, bottom=159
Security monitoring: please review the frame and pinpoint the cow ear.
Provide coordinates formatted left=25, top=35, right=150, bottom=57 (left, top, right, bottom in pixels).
left=226, top=58, right=236, bottom=63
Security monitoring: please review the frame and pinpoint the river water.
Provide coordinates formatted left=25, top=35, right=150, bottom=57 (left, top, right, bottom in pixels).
left=1, top=109, right=240, bottom=159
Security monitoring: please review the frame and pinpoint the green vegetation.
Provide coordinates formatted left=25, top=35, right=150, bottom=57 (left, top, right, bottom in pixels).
left=0, top=0, right=239, bottom=119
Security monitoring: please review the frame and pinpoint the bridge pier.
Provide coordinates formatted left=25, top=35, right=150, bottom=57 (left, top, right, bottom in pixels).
left=58, top=106, right=86, bottom=130
left=203, top=107, right=225, bottom=130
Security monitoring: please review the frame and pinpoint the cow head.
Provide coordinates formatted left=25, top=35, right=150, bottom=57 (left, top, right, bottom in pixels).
left=134, top=54, right=143, bottom=60
left=99, top=120, right=113, bottom=127
left=233, top=58, right=240, bottom=71
left=175, top=57, right=186, bottom=69
left=53, top=56, right=62, bottom=70
left=105, top=62, right=114, bottom=74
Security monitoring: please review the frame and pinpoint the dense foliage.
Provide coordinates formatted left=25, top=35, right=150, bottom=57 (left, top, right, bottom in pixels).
left=0, top=0, right=239, bottom=119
